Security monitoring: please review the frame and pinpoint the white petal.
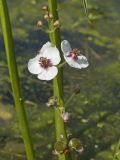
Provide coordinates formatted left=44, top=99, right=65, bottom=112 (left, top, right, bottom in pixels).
left=77, top=55, right=89, bottom=68
left=28, top=57, right=42, bottom=74
left=42, top=47, right=61, bottom=65
left=37, top=66, right=58, bottom=80
left=64, top=55, right=89, bottom=69
left=28, top=54, right=40, bottom=63
left=40, top=41, right=51, bottom=53
left=61, top=40, right=72, bottom=55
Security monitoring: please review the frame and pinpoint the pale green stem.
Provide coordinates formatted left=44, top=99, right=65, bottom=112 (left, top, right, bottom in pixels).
left=0, top=0, right=35, bottom=160
left=58, top=61, right=67, bottom=68
left=48, top=0, right=72, bottom=160
left=113, top=141, right=120, bottom=160
left=83, top=0, right=89, bottom=17
left=65, top=93, right=75, bottom=107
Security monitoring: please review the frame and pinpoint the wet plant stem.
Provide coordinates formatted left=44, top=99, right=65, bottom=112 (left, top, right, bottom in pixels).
left=0, top=0, right=35, bottom=160
left=48, top=0, right=72, bottom=160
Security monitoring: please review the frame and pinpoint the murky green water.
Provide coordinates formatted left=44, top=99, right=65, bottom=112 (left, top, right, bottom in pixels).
left=0, top=0, right=120, bottom=160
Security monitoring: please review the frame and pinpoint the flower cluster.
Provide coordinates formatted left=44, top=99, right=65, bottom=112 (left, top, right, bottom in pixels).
left=28, top=40, right=89, bottom=80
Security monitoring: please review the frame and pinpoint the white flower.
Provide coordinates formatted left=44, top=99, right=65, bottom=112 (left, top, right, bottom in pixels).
left=28, top=42, right=61, bottom=80
left=61, top=112, right=70, bottom=122
left=61, top=40, right=89, bottom=69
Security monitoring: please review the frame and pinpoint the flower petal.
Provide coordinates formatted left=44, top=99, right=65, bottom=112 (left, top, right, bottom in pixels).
left=42, top=47, right=61, bottom=65
left=77, top=55, right=89, bottom=68
left=61, top=40, right=72, bottom=55
left=37, top=66, right=58, bottom=80
left=40, top=41, right=51, bottom=53
left=64, top=55, right=89, bottom=69
left=28, top=57, right=42, bottom=74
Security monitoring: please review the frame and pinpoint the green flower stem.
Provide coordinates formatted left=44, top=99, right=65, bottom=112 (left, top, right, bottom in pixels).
left=48, top=0, right=72, bottom=160
left=58, top=61, right=67, bottom=68
left=0, top=1, right=35, bottom=160
left=113, top=141, right=120, bottom=160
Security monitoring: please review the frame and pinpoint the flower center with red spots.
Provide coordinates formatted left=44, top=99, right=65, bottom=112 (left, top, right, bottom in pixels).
left=39, top=57, right=52, bottom=68
left=67, top=48, right=81, bottom=60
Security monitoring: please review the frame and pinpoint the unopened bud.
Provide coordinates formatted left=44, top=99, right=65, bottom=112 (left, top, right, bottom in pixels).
left=60, top=134, right=64, bottom=140
left=54, top=20, right=61, bottom=28
left=61, top=112, right=70, bottom=123
left=49, top=13, right=53, bottom=19
left=44, top=14, right=49, bottom=20
left=37, top=20, right=43, bottom=27
left=42, top=5, right=48, bottom=11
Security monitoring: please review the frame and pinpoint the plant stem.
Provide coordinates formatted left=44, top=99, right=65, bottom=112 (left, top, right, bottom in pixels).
left=48, top=0, right=72, bottom=160
left=113, top=141, right=120, bottom=160
left=58, top=61, right=67, bottom=68
left=0, top=1, right=35, bottom=160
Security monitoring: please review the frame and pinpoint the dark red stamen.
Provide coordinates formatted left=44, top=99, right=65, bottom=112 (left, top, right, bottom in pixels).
left=67, top=48, right=81, bottom=60
left=39, top=57, right=52, bottom=68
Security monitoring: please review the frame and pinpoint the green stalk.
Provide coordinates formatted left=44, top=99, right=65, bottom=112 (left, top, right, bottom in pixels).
left=113, top=141, right=120, bottom=160
left=48, top=0, right=72, bottom=160
left=0, top=0, right=35, bottom=160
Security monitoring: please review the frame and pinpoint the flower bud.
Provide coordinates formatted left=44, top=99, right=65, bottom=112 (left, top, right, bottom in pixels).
left=60, top=134, right=64, bottom=140
left=61, top=112, right=70, bottom=123
left=68, top=138, right=83, bottom=153
left=54, top=141, right=66, bottom=154
left=44, top=14, right=49, bottom=20
left=53, top=20, right=61, bottom=28
left=37, top=20, right=43, bottom=27
left=49, top=13, right=53, bottom=19
left=42, top=5, right=48, bottom=11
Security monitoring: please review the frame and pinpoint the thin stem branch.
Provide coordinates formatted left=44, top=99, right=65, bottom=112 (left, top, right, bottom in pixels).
left=0, top=1, right=35, bottom=160
left=48, top=0, right=72, bottom=160
left=65, top=93, right=75, bottom=107
left=58, top=61, right=67, bottom=68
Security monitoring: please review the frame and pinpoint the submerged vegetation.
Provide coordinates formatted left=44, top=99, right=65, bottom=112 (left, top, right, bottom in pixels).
left=0, top=0, right=120, bottom=160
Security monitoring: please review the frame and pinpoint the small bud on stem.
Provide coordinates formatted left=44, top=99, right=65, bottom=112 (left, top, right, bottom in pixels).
left=42, top=5, right=48, bottom=11
left=49, top=13, right=53, bottom=19
left=44, top=14, right=49, bottom=20
left=54, top=20, right=61, bottom=28
left=61, top=112, right=70, bottom=123
left=37, top=20, right=43, bottom=27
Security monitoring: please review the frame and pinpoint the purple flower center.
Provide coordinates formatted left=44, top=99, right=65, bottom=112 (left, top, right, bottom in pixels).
left=39, top=57, right=52, bottom=68
left=67, top=48, right=81, bottom=60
